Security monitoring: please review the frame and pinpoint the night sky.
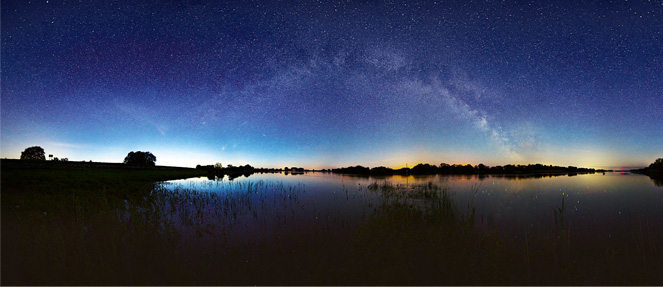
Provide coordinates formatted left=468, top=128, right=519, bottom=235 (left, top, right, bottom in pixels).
left=2, top=0, right=662, bottom=169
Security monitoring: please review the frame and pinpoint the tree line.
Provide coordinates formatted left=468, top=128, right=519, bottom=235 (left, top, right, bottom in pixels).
left=332, top=163, right=607, bottom=175
left=19, top=146, right=156, bottom=167
left=17, top=146, right=661, bottom=178
left=631, top=158, right=663, bottom=180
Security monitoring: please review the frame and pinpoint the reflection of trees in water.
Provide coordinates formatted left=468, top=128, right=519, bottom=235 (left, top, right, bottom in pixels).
left=283, top=171, right=305, bottom=176
left=487, top=173, right=574, bottom=180
left=648, top=174, right=663, bottom=187
left=335, top=172, right=602, bottom=182
left=207, top=173, right=255, bottom=181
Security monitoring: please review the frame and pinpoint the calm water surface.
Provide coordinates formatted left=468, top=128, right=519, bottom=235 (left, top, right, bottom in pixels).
left=162, top=172, right=663, bottom=244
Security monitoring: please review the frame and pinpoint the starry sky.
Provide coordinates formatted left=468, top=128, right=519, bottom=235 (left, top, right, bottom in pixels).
left=2, top=0, right=662, bottom=169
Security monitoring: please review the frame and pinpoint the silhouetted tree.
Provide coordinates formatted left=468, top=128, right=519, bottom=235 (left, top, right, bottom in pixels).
left=371, top=166, right=394, bottom=175
left=649, top=158, right=663, bottom=170
left=20, top=146, right=46, bottom=161
left=123, top=151, right=156, bottom=166
left=332, top=165, right=370, bottom=174
left=412, top=163, right=438, bottom=174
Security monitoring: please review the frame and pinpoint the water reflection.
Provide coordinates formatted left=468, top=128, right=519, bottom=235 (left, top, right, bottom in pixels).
left=164, top=172, right=663, bottom=237
left=648, top=174, right=663, bottom=187
left=151, top=172, right=663, bottom=284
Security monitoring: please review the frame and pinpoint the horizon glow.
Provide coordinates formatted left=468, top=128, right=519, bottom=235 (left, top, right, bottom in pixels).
left=2, top=1, right=662, bottom=169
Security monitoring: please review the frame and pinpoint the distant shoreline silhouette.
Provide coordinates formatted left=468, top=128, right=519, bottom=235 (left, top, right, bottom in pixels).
left=2, top=158, right=611, bottom=175
left=330, top=163, right=609, bottom=176
left=631, top=158, right=663, bottom=187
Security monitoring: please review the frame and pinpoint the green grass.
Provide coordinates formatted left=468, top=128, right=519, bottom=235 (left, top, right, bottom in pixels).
left=2, top=168, right=663, bottom=285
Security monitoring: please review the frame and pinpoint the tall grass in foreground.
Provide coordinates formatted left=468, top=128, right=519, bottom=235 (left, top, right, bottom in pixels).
left=3, top=171, right=663, bottom=285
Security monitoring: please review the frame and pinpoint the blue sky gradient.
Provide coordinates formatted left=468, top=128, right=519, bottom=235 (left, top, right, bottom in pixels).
left=2, top=0, right=662, bottom=169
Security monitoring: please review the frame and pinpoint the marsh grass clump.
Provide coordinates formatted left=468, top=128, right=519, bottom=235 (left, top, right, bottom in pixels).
left=351, top=181, right=511, bottom=285
left=367, top=181, right=444, bottom=200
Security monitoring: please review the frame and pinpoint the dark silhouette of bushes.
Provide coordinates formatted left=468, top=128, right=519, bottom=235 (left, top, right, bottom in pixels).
left=411, top=163, right=438, bottom=174
left=332, top=165, right=371, bottom=174
left=370, top=166, right=394, bottom=175
left=196, top=164, right=215, bottom=170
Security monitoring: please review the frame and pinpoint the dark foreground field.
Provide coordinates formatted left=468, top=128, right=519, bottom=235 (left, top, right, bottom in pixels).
left=2, top=165, right=662, bottom=285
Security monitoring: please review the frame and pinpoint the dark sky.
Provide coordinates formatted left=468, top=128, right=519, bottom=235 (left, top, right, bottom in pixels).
left=2, top=0, right=662, bottom=168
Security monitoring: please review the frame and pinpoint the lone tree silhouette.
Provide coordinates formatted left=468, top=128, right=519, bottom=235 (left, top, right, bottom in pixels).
left=123, top=151, right=156, bottom=166
left=20, top=146, right=46, bottom=161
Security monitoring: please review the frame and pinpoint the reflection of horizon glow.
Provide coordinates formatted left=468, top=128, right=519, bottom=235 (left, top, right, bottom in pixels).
left=161, top=172, right=663, bottom=238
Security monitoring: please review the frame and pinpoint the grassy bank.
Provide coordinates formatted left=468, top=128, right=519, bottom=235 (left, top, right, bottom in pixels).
left=1, top=165, right=206, bottom=192
left=1, top=166, right=205, bottom=285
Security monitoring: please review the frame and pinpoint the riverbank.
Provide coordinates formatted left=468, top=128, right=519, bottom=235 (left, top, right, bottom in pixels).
left=1, top=159, right=206, bottom=188
left=1, top=158, right=198, bottom=170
